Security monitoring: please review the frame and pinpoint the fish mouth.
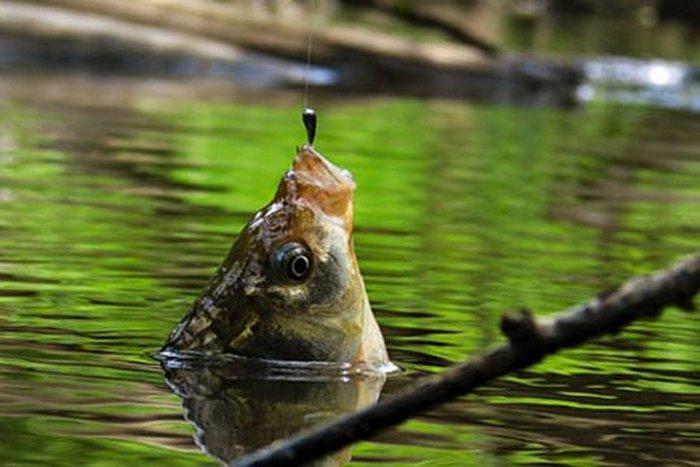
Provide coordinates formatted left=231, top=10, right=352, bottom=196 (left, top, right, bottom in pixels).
left=275, top=145, right=356, bottom=230
left=293, top=145, right=355, bottom=192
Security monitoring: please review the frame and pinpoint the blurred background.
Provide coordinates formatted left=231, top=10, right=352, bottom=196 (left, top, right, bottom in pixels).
left=0, top=1, right=699, bottom=466
left=2, top=0, right=700, bottom=103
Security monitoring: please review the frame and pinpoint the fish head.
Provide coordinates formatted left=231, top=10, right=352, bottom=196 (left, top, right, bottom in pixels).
left=164, top=146, right=387, bottom=366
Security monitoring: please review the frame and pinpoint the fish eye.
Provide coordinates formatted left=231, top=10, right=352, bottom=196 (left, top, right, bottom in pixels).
left=274, top=243, right=313, bottom=281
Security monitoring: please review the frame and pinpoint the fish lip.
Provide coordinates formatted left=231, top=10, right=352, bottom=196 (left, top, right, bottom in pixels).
left=274, top=145, right=356, bottom=229
left=293, top=144, right=355, bottom=189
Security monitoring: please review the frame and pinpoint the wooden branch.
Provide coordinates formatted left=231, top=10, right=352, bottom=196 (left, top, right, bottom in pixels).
left=341, top=0, right=500, bottom=56
left=235, top=253, right=700, bottom=467
left=12, top=0, right=489, bottom=67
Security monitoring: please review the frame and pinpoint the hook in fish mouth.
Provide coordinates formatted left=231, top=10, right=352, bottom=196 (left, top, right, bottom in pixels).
left=163, top=145, right=389, bottom=368
left=274, top=144, right=356, bottom=232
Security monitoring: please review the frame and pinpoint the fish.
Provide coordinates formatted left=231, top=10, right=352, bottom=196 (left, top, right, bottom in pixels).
left=162, top=145, right=389, bottom=368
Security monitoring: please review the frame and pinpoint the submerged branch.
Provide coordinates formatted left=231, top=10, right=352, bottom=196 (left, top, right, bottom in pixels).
left=236, top=253, right=700, bottom=467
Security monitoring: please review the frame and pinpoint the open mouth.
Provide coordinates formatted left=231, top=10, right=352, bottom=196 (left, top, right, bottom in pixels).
left=286, top=146, right=355, bottom=220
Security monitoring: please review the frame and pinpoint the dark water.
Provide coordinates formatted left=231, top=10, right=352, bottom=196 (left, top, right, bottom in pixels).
left=0, top=68, right=699, bottom=467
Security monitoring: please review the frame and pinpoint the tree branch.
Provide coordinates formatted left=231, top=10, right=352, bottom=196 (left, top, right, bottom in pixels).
left=341, top=0, right=500, bottom=56
left=235, top=253, right=700, bottom=467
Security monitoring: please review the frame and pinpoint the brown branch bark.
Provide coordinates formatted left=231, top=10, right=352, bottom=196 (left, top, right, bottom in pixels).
left=11, top=0, right=489, bottom=67
left=341, top=0, right=500, bottom=56
left=235, top=253, right=700, bottom=467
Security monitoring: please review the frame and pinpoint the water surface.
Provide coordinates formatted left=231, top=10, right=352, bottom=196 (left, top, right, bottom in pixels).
left=0, top=75, right=698, bottom=465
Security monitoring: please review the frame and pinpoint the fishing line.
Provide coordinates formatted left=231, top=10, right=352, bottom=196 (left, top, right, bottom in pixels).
left=302, top=0, right=317, bottom=146
left=303, top=0, right=315, bottom=109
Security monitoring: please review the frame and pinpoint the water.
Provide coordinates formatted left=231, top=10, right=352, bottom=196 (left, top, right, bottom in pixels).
left=0, top=66, right=699, bottom=466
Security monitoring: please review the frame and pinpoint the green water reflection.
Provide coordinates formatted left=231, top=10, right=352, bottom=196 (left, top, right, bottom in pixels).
left=0, top=83, right=698, bottom=465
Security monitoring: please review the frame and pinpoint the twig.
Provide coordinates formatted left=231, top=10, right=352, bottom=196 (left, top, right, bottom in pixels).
left=235, top=253, right=700, bottom=467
